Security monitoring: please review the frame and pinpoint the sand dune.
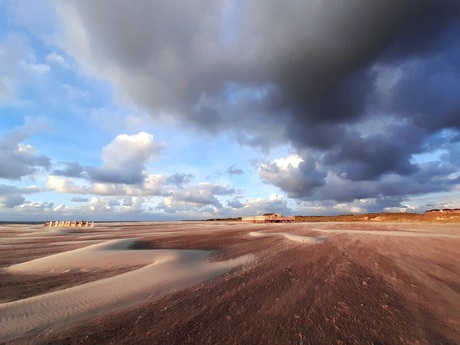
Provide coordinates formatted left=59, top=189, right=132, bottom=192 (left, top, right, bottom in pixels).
left=0, top=239, right=250, bottom=343
left=7, top=239, right=159, bottom=273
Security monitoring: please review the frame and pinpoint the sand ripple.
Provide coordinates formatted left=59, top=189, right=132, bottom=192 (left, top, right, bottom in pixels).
left=0, top=239, right=249, bottom=342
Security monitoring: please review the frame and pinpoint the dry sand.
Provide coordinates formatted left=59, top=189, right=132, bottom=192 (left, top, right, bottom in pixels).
left=0, top=221, right=459, bottom=344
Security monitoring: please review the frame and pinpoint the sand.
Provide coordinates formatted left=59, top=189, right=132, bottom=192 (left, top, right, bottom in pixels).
left=0, top=236, right=250, bottom=342
left=0, top=221, right=459, bottom=344
left=249, top=231, right=326, bottom=243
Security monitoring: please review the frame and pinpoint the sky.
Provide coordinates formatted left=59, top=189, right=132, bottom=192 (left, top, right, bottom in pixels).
left=1, top=0, right=460, bottom=221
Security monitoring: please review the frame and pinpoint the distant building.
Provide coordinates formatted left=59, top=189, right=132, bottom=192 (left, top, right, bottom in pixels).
left=242, top=213, right=295, bottom=223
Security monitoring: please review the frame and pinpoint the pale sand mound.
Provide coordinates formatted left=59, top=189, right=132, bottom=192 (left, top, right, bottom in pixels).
left=7, top=239, right=158, bottom=273
left=0, top=239, right=250, bottom=343
left=249, top=231, right=326, bottom=243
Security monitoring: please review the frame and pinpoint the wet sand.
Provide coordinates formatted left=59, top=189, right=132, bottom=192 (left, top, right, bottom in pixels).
left=1, top=221, right=459, bottom=344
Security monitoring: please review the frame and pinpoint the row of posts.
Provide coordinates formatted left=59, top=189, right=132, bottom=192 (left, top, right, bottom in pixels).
left=44, top=221, right=94, bottom=227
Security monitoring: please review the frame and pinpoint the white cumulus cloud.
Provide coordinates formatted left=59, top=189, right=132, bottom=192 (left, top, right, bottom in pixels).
left=87, top=132, right=164, bottom=184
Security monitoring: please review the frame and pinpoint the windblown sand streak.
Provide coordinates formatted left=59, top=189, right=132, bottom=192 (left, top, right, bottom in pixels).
left=249, top=231, right=326, bottom=243
left=0, top=222, right=459, bottom=344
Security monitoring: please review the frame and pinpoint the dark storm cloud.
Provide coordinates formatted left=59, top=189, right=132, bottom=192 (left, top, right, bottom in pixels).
left=376, top=46, right=460, bottom=132
left=259, top=156, right=326, bottom=198
left=64, top=0, right=225, bottom=110
left=296, top=159, right=459, bottom=206
left=324, top=123, right=425, bottom=181
left=58, top=0, right=460, bottom=209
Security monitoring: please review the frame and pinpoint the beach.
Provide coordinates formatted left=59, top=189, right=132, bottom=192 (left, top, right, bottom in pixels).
left=1, top=221, right=459, bottom=344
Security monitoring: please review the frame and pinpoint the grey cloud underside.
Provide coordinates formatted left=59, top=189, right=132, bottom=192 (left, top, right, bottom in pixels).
left=62, top=0, right=460, bottom=207
left=86, top=167, right=146, bottom=185
left=0, top=184, right=39, bottom=208
left=226, top=164, right=244, bottom=175
left=52, top=162, right=84, bottom=178
left=166, top=173, right=195, bottom=186
left=0, top=131, right=50, bottom=180
left=226, top=198, right=244, bottom=209
left=259, top=158, right=327, bottom=199
left=70, top=196, right=89, bottom=202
